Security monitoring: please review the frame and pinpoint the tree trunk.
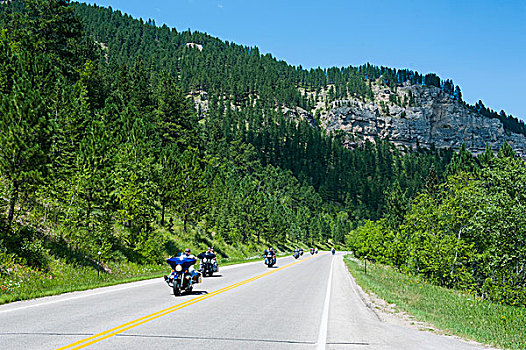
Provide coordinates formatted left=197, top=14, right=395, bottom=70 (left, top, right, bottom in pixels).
left=7, top=181, right=19, bottom=223
left=183, top=203, right=188, bottom=233
left=86, top=192, right=92, bottom=234
left=161, top=203, right=166, bottom=227
left=241, top=223, right=247, bottom=244
left=451, top=226, right=463, bottom=277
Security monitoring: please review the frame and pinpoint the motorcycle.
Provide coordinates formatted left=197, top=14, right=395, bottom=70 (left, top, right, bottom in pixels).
left=299, top=249, right=303, bottom=256
left=315, top=248, right=318, bottom=254
left=198, top=252, right=218, bottom=277
left=310, top=248, right=314, bottom=255
left=293, top=250, right=300, bottom=259
left=331, top=248, right=336, bottom=255
left=200, top=258, right=214, bottom=277
left=265, top=253, right=276, bottom=267
left=165, top=254, right=202, bottom=296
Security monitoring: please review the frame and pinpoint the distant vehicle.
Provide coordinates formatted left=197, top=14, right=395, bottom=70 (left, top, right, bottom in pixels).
left=331, top=248, right=336, bottom=255
left=264, top=248, right=276, bottom=267
left=293, top=249, right=300, bottom=259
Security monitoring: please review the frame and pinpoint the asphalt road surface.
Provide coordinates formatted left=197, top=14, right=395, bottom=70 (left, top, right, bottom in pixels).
left=0, top=253, right=489, bottom=349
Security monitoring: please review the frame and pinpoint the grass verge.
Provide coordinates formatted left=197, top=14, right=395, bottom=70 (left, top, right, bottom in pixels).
left=0, top=260, right=166, bottom=305
left=344, top=256, right=526, bottom=350
left=0, top=253, right=287, bottom=305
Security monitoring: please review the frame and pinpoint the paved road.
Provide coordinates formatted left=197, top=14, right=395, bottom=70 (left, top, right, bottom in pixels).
left=0, top=253, right=488, bottom=349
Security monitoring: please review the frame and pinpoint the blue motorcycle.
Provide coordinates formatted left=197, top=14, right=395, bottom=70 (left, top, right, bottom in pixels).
left=165, top=254, right=202, bottom=296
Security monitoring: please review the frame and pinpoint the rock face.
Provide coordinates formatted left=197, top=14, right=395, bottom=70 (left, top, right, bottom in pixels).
left=316, top=83, right=526, bottom=156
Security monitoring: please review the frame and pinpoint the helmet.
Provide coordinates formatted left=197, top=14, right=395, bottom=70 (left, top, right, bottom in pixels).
left=185, top=248, right=191, bottom=253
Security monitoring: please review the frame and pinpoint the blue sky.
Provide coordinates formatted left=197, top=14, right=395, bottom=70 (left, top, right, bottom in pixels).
left=80, top=0, right=526, bottom=120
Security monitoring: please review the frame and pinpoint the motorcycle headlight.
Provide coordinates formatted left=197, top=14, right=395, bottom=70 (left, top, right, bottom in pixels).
left=203, top=258, right=208, bottom=262
left=175, top=264, right=183, bottom=272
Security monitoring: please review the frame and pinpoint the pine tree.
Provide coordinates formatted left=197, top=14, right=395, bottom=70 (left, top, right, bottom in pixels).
left=498, top=141, right=515, bottom=159
left=172, top=148, right=207, bottom=233
left=0, top=41, right=52, bottom=224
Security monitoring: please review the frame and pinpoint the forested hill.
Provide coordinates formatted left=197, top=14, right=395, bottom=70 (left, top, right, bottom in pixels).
left=71, top=1, right=526, bottom=143
left=68, top=0, right=526, bottom=308
left=0, top=0, right=453, bottom=272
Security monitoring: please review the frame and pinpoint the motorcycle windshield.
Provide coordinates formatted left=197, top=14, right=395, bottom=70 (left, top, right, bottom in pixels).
left=166, top=255, right=196, bottom=270
left=199, top=252, right=216, bottom=259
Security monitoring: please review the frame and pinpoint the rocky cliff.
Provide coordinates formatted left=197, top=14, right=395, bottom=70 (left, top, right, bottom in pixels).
left=309, top=82, right=526, bottom=156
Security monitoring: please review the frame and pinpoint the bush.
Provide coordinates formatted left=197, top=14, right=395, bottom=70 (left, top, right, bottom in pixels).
left=20, top=238, right=50, bottom=270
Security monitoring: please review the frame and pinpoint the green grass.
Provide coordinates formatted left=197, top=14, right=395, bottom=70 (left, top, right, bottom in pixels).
left=344, top=256, right=526, bottom=350
left=0, top=252, right=288, bottom=305
left=0, top=214, right=307, bottom=305
left=0, top=260, right=167, bottom=305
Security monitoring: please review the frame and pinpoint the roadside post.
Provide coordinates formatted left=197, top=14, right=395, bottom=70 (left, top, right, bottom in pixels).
left=97, top=251, right=101, bottom=278
left=364, top=256, right=367, bottom=274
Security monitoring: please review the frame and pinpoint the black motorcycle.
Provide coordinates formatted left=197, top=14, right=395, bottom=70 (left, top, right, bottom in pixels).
left=293, top=250, right=300, bottom=259
left=201, top=259, right=214, bottom=277
left=265, top=253, right=276, bottom=267
left=198, top=252, right=217, bottom=277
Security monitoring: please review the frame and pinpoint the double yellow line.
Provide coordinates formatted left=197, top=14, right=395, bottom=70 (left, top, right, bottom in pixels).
left=57, top=254, right=319, bottom=349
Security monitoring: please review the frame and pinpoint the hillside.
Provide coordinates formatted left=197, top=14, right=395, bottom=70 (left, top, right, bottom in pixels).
left=69, top=1, right=526, bottom=309
left=0, top=0, right=449, bottom=278
left=70, top=2, right=526, bottom=156
left=0, top=0, right=524, bottom=309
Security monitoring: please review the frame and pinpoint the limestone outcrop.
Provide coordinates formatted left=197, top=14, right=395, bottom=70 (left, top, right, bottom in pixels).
left=315, top=83, right=526, bottom=155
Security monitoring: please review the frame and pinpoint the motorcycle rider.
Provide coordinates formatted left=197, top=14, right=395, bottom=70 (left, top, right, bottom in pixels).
left=331, top=247, right=336, bottom=255
left=165, top=248, right=199, bottom=283
left=198, top=247, right=218, bottom=273
left=209, top=247, right=219, bottom=271
left=184, top=248, right=201, bottom=282
left=198, top=247, right=216, bottom=260
left=293, top=248, right=300, bottom=259
left=264, top=247, right=276, bottom=265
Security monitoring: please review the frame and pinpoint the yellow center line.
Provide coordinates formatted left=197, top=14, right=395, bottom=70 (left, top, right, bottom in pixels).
left=57, top=254, right=321, bottom=350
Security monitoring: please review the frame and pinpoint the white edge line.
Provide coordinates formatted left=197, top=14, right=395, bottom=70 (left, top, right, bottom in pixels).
left=316, top=254, right=334, bottom=350
left=0, top=279, right=160, bottom=314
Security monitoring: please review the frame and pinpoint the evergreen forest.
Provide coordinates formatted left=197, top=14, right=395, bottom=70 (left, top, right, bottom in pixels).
left=0, top=0, right=524, bottom=307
